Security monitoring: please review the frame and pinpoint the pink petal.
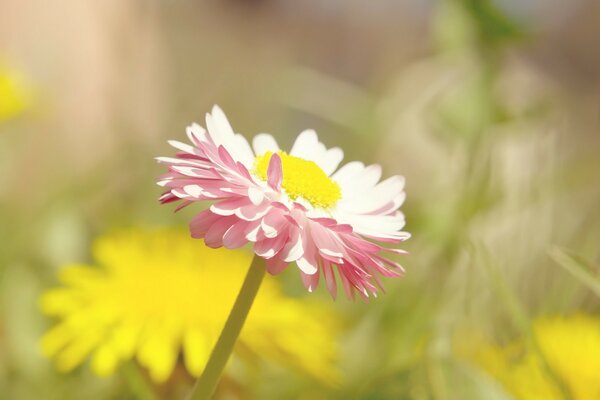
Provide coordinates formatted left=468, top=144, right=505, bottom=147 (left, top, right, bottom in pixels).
left=310, top=221, right=344, bottom=258
left=222, top=220, right=251, bottom=249
left=210, top=197, right=250, bottom=216
left=190, top=210, right=222, bottom=238
left=280, top=227, right=304, bottom=262
left=322, top=261, right=337, bottom=299
left=244, top=220, right=263, bottom=242
left=235, top=202, right=270, bottom=222
left=297, top=256, right=318, bottom=275
left=204, top=216, right=237, bottom=248
left=300, top=271, right=320, bottom=293
left=266, top=257, right=288, bottom=275
left=267, top=153, right=282, bottom=190
left=260, top=210, right=288, bottom=238
left=254, top=233, right=288, bottom=258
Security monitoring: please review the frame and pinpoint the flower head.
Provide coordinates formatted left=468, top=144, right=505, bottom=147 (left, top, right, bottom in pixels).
left=470, top=314, right=600, bottom=400
left=0, top=64, right=31, bottom=122
left=157, top=106, right=409, bottom=299
left=40, top=229, right=340, bottom=384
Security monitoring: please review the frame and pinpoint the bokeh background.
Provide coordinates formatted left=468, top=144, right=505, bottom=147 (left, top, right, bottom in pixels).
left=1, top=0, right=600, bottom=399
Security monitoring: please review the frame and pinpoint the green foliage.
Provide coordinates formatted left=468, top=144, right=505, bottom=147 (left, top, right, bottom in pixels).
left=462, top=0, right=525, bottom=47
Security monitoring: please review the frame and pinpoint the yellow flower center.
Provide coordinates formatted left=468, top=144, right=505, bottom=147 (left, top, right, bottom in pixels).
left=254, top=151, right=342, bottom=209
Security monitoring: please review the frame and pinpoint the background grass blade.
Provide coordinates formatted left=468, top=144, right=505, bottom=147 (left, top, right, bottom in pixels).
left=550, top=247, right=600, bottom=298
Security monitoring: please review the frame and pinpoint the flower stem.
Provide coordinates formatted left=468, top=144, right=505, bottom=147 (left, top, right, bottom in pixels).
left=187, top=255, right=265, bottom=400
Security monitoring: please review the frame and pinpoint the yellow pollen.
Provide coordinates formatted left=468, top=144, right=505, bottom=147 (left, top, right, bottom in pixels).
left=254, top=151, right=342, bottom=209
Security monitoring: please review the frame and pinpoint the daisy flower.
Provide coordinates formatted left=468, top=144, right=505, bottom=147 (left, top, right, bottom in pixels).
left=40, top=229, right=340, bottom=384
left=157, top=106, right=409, bottom=299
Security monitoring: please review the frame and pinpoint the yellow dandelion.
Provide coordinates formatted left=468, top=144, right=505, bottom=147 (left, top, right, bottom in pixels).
left=471, top=314, right=600, bottom=400
left=40, top=228, right=341, bottom=384
left=0, top=64, right=31, bottom=121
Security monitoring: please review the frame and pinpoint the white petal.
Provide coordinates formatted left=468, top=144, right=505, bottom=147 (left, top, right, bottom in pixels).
left=333, top=210, right=406, bottom=238
left=186, top=123, right=207, bottom=144
left=282, top=234, right=304, bottom=262
left=290, top=129, right=318, bottom=157
left=204, top=106, right=256, bottom=168
left=170, top=166, right=211, bottom=178
left=231, top=133, right=255, bottom=168
left=252, top=133, right=280, bottom=156
left=205, top=105, right=235, bottom=148
left=155, top=157, right=204, bottom=167
left=183, top=185, right=203, bottom=198
left=209, top=203, right=237, bottom=216
left=320, top=147, right=344, bottom=176
left=248, top=187, right=264, bottom=205
left=321, top=248, right=343, bottom=259
left=289, top=129, right=328, bottom=165
left=297, top=257, right=318, bottom=275
left=332, top=161, right=365, bottom=184
left=172, top=189, right=190, bottom=198
left=339, top=175, right=405, bottom=214
left=337, top=164, right=382, bottom=198
left=168, top=140, right=196, bottom=155
left=245, top=224, right=261, bottom=241
left=211, top=105, right=235, bottom=138
left=261, top=219, right=278, bottom=238
left=289, top=129, right=346, bottom=175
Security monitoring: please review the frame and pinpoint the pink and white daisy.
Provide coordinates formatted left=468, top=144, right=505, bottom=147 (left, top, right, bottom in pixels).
left=157, top=106, right=409, bottom=299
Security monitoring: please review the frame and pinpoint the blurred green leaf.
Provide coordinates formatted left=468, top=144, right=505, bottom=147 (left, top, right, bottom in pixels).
left=433, top=70, right=495, bottom=140
left=434, top=0, right=524, bottom=54
left=462, top=0, right=525, bottom=47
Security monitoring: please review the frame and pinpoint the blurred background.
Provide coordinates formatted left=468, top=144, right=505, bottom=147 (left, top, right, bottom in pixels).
left=1, top=0, right=600, bottom=399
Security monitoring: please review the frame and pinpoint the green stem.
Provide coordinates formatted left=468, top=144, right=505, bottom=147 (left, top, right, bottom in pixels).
left=123, top=362, right=157, bottom=400
left=187, top=255, right=265, bottom=400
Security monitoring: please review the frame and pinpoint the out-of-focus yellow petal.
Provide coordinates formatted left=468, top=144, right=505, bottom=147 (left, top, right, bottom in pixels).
left=183, top=327, right=211, bottom=377
left=137, top=327, right=179, bottom=383
left=0, top=67, right=31, bottom=122
left=91, top=344, right=121, bottom=377
left=58, top=264, right=104, bottom=287
left=535, top=315, right=600, bottom=400
left=111, top=322, right=142, bottom=359
left=39, top=288, right=78, bottom=316
left=467, top=314, right=600, bottom=400
left=55, top=331, right=104, bottom=373
left=40, top=228, right=341, bottom=386
left=40, top=323, right=73, bottom=358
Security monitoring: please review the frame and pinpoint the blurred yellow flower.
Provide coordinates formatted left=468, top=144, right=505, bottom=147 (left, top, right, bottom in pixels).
left=0, top=64, right=31, bottom=121
left=40, top=229, right=340, bottom=384
left=473, top=314, right=600, bottom=400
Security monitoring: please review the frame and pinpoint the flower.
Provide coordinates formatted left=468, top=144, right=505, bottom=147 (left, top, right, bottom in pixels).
left=40, top=229, right=340, bottom=384
left=470, top=314, right=600, bottom=400
left=0, top=64, right=31, bottom=122
left=157, top=106, right=409, bottom=299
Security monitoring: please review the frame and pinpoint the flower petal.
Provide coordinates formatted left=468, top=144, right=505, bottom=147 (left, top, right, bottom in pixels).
left=266, top=257, right=288, bottom=275
left=252, top=133, right=280, bottom=156
left=320, top=147, right=344, bottom=176
left=267, top=153, right=282, bottom=190
left=290, top=129, right=321, bottom=159
left=281, top=228, right=304, bottom=262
